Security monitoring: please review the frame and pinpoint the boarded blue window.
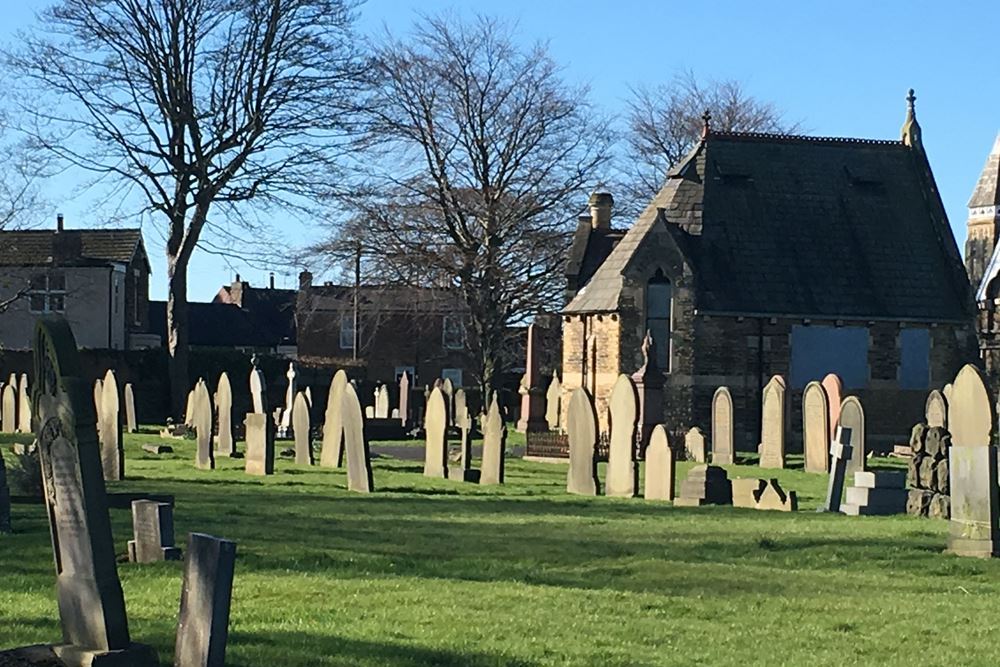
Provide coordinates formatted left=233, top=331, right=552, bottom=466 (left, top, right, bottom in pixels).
left=899, top=328, right=930, bottom=390
left=790, top=325, right=869, bottom=389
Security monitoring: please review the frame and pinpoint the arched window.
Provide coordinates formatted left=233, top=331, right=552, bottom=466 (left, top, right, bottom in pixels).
left=646, top=270, right=672, bottom=371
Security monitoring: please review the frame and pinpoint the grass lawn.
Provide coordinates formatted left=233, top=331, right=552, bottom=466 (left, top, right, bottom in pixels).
left=1, top=430, right=998, bottom=666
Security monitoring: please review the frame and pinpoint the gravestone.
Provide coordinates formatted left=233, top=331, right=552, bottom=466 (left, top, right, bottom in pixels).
left=732, top=478, right=766, bottom=509
left=545, top=370, right=561, bottom=431
left=244, top=414, right=274, bottom=476
left=947, top=364, right=999, bottom=557
left=18, top=373, right=30, bottom=432
left=305, top=386, right=312, bottom=408
left=449, top=389, right=477, bottom=482
left=184, top=388, right=195, bottom=427
left=93, top=378, right=103, bottom=436
left=374, top=384, right=390, bottom=419
left=480, top=395, right=506, bottom=485
left=174, top=533, right=237, bottom=667
left=516, top=322, right=548, bottom=432
left=320, top=370, right=348, bottom=468
left=193, top=380, right=214, bottom=470
left=124, top=383, right=137, bottom=434
left=685, top=427, right=707, bottom=463
left=292, top=391, right=313, bottom=466
left=943, top=382, right=953, bottom=403
left=0, top=452, right=10, bottom=533
left=424, top=386, right=448, bottom=478
left=841, top=470, right=907, bottom=516
left=127, top=500, right=181, bottom=563
left=100, top=370, right=124, bottom=481
left=821, top=373, right=844, bottom=440
left=398, top=371, right=411, bottom=428
left=759, top=375, right=786, bottom=469
left=249, top=357, right=265, bottom=414
left=644, top=424, right=675, bottom=501
left=279, top=362, right=297, bottom=438
left=606, top=374, right=638, bottom=498
left=341, top=382, right=374, bottom=493
left=674, top=465, right=732, bottom=506
left=1, top=383, right=14, bottom=433
left=566, top=387, right=600, bottom=496
left=756, top=480, right=798, bottom=511
left=32, top=317, right=158, bottom=666
left=820, top=426, right=853, bottom=512
left=215, top=373, right=235, bottom=456
left=711, top=386, right=734, bottom=465
left=925, top=389, right=948, bottom=429
left=441, top=378, right=455, bottom=426
left=802, top=381, right=830, bottom=473
left=838, top=396, right=866, bottom=475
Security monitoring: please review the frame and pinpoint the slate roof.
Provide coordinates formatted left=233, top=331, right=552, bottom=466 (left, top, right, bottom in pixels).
left=968, top=133, right=1000, bottom=209
left=566, top=130, right=972, bottom=322
left=0, top=229, right=146, bottom=268
left=148, top=301, right=285, bottom=348
left=564, top=220, right=626, bottom=295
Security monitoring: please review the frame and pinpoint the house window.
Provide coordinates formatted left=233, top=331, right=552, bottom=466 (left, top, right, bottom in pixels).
left=899, top=328, right=930, bottom=390
left=645, top=270, right=671, bottom=371
left=442, top=315, right=465, bottom=350
left=395, top=366, right=415, bottom=383
left=442, top=368, right=463, bottom=388
left=340, top=313, right=355, bottom=350
left=789, top=325, right=869, bottom=389
left=28, top=273, right=66, bottom=314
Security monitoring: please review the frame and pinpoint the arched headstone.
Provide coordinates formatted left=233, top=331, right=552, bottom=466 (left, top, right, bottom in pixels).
left=685, top=427, right=707, bottom=463
left=100, top=370, right=123, bottom=480
left=838, top=396, right=865, bottom=475
left=480, top=395, right=506, bottom=485
left=1, top=384, right=15, bottom=434
left=341, top=383, right=373, bottom=492
left=606, top=374, right=638, bottom=497
left=249, top=362, right=265, bottom=415
left=193, top=379, right=214, bottom=470
left=925, top=389, right=947, bottom=429
left=803, top=381, right=830, bottom=473
left=424, top=386, right=448, bottom=478
left=566, top=387, right=600, bottom=496
left=17, top=374, right=30, bottom=433
left=644, top=425, right=675, bottom=501
left=821, top=373, right=843, bottom=440
left=545, top=371, right=561, bottom=431
left=759, top=375, right=786, bottom=469
left=711, top=387, right=734, bottom=465
left=292, top=391, right=313, bottom=465
left=215, top=372, right=234, bottom=456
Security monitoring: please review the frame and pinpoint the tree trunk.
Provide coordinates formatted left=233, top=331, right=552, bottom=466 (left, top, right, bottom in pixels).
left=166, top=253, right=190, bottom=419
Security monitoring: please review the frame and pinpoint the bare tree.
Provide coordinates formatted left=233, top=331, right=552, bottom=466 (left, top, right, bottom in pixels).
left=621, top=70, right=799, bottom=212
left=8, top=0, right=367, bottom=415
left=341, top=14, right=613, bottom=395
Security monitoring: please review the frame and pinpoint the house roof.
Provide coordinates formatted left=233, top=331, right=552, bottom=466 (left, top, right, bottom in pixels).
left=148, top=301, right=285, bottom=348
left=0, top=229, right=147, bottom=269
left=566, top=129, right=972, bottom=322
left=968, top=133, right=1000, bottom=209
left=216, top=283, right=297, bottom=344
left=301, top=283, right=467, bottom=313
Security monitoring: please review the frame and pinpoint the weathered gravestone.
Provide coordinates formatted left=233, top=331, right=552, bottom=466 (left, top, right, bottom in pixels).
left=820, top=426, right=853, bottom=513
left=100, top=369, right=124, bottom=481
left=124, top=382, right=137, bottom=434
left=802, top=381, right=830, bottom=473
left=243, top=414, right=274, bottom=476
left=93, top=378, right=103, bottom=436
left=279, top=362, right=297, bottom=438
left=249, top=356, right=265, bottom=414
left=839, top=396, right=866, bottom=475
left=0, top=452, right=10, bottom=533
left=341, top=382, right=374, bottom=493
left=756, top=479, right=798, bottom=511
left=516, top=322, right=548, bottom=433
left=215, top=373, right=235, bottom=456
left=606, top=374, right=638, bottom=497
left=424, top=386, right=448, bottom=478
left=566, top=387, right=600, bottom=496
left=321, top=370, right=348, bottom=468
left=926, top=389, right=948, bottom=429
left=32, top=317, right=158, bottom=666
left=184, top=388, right=195, bottom=427
left=398, top=371, right=411, bottom=428
left=947, top=364, right=999, bottom=557
left=545, top=370, right=561, bottom=431
left=1, top=383, right=14, bottom=433
left=441, top=378, right=455, bottom=426
left=128, top=500, right=181, bottom=563
left=480, top=394, right=506, bottom=485
left=644, top=424, right=675, bottom=501
left=943, top=382, right=954, bottom=403
left=685, top=427, right=707, bottom=463
left=674, top=465, right=732, bottom=506
left=732, top=478, right=767, bottom=509
left=759, top=375, right=787, bottom=469
left=374, top=384, right=390, bottom=419
left=292, top=391, right=313, bottom=466
left=711, top=386, right=734, bottom=464
left=821, top=373, right=844, bottom=440
left=193, top=380, right=214, bottom=470
left=18, top=373, right=30, bottom=432
left=174, top=533, right=237, bottom=667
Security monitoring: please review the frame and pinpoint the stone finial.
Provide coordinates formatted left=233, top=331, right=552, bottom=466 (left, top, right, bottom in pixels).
left=701, top=109, right=712, bottom=139
left=901, top=88, right=923, bottom=150
left=906, top=88, right=916, bottom=115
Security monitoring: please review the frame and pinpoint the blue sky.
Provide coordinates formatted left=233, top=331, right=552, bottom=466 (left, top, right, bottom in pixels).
left=3, top=0, right=998, bottom=301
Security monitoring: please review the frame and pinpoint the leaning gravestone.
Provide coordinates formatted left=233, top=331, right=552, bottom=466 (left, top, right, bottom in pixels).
left=374, top=384, right=390, bottom=419
left=685, top=427, right=707, bottom=463
left=566, top=387, right=600, bottom=496
left=759, top=375, right=787, bottom=469
left=124, top=383, right=137, bottom=434
left=644, top=424, right=675, bottom=501
left=606, top=374, right=638, bottom=497
left=320, top=370, right=348, bottom=468
left=127, top=500, right=181, bottom=563
left=100, top=369, right=124, bottom=481
left=947, top=364, right=999, bottom=557
left=292, top=391, right=313, bottom=466
left=545, top=371, right=561, bottom=431
left=215, top=372, right=235, bottom=456
left=480, top=395, right=507, bottom=485
left=32, top=317, right=158, bottom=666
left=18, top=373, right=30, bottom=432
left=821, top=373, right=844, bottom=440
left=926, top=389, right=948, bottom=429
left=1, top=383, right=14, bottom=433
left=174, top=532, right=237, bottom=667
left=424, top=386, right=448, bottom=478
left=803, top=381, right=830, bottom=473
left=711, top=386, right=734, bottom=465
left=820, top=426, right=853, bottom=513
left=193, top=380, right=214, bottom=470
left=839, top=396, right=866, bottom=475
left=341, top=382, right=374, bottom=493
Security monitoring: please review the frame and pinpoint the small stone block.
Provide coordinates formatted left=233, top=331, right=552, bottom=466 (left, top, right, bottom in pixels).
left=142, top=444, right=173, bottom=455
left=845, top=486, right=908, bottom=508
left=853, top=470, right=906, bottom=489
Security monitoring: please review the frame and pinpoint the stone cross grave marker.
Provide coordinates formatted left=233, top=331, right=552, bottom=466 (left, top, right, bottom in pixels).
left=424, top=386, right=448, bottom=478
left=342, top=382, right=374, bottom=493
left=803, top=381, right=830, bottom=473
left=820, top=426, right=853, bottom=513
left=644, top=424, right=675, bottom=501
left=566, top=387, right=600, bottom=496
left=174, top=533, right=237, bottom=667
left=292, top=391, right=313, bottom=466
left=480, top=394, right=506, bottom=485
left=215, top=373, right=235, bottom=456
left=759, top=375, right=786, bottom=469
left=321, top=370, right=348, bottom=468
left=128, top=500, right=181, bottom=563
left=711, top=386, right=734, bottom=464
left=100, top=369, right=124, bottom=481
left=278, top=362, right=297, bottom=437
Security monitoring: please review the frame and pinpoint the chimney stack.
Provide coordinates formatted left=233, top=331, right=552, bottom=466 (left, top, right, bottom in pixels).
left=56, top=213, right=64, bottom=232
left=588, top=192, right=613, bottom=230
left=298, top=270, right=313, bottom=290
left=269, top=272, right=275, bottom=289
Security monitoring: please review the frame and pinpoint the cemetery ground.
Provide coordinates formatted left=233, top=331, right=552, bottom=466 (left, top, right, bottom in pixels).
left=1, top=433, right=999, bottom=667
